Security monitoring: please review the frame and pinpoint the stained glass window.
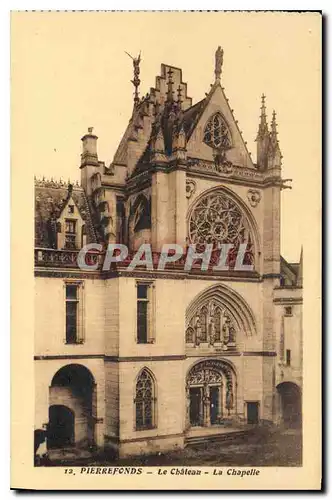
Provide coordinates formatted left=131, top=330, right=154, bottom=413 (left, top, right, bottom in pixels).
left=135, top=369, right=156, bottom=430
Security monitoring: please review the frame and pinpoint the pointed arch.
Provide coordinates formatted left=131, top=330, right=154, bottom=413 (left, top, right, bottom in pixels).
left=203, top=112, right=233, bottom=150
left=130, top=194, right=151, bottom=233
left=134, top=368, right=157, bottom=430
left=187, top=185, right=261, bottom=265
left=186, top=283, right=257, bottom=343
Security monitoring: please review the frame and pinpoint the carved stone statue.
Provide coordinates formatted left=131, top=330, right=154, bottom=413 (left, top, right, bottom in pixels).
left=195, top=314, right=202, bottom=346
left=215, top=46, right=224, bottom=81
left=222, top=315, right=231, bottom=345
left=125, top=51, right=141, bottom=105
left=210, top=314, right=216, bottom=345
left=226, top=383, right=233, bottom=415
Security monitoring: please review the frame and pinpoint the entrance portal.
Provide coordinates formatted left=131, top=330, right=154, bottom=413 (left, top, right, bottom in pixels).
left=49, top=364, right=96, bottom=450
left=277, top=382, right=302, bottom=428
left=48, top=405, right=75, bottom=449
left=186, top=359, right=236, bottom=428
left=210, top=387, right=220, bottom=425
left=189, top=388, right=202, bottom=426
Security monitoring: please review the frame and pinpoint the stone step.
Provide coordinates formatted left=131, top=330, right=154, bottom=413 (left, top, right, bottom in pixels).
left=185, top=429, right=253, bottom=446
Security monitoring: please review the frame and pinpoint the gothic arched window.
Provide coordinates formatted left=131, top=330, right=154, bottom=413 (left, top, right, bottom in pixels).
left=203, top=113, right=232, bottom=150
left=131, top=195, right=151, bottom=233
left=188, top=189, right=255, bottom=268
left=135, top=369, right=156, bottom=430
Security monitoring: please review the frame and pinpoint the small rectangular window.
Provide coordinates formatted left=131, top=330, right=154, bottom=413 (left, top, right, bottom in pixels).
left=286, top=349, right=291, bottom=366
left=68, top=205, right=75, bottom=214
left=65, top=219, right=77, bottom=249
left=136, top=282, right=154, bottom=344
left=65, top=219, right=76, bottom=233
left=65, top=282, right=83, bottom=344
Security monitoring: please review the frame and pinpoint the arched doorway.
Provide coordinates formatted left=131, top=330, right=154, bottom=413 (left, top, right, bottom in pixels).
left=48, top=405, right=75, bottom=449
left=186, top=359, right=236, bottom=428
left=48, top=364, right=96, bottom=450
left=277, top=382, right=302, bottom=428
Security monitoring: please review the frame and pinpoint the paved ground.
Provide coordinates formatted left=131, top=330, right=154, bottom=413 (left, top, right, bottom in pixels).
left=44, top=427, right=302, bottom=467
left=115, top=427, right=302, bottom=467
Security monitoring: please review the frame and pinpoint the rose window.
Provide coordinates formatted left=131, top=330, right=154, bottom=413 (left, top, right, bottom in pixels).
left=188, top=190, right=254, bottom=267
left=203, top=113, right=232, bottom=150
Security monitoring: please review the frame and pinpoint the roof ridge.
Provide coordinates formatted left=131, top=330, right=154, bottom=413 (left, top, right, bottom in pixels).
left=35, top=177, right=81, bottom=189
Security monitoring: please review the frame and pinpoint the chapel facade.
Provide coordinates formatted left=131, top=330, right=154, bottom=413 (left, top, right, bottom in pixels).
left=34, top=48, right=303, bottom=458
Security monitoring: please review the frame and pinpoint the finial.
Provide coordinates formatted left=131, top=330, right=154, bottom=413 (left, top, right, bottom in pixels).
left=271, top=110, right=278, bottom=136
left=167, top=67, right=174, bottom=102
left=256, top=93, right=269, bottom=140
left=177, top=85, right=183, bottom=110
left=88, top=127, right=94, bottom=134
left=125, top=50, right=141, bottom=108
left=215, top=46, right=224, bottom=82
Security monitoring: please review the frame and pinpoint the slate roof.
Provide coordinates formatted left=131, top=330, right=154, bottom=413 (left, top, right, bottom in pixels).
left=35, top=180, right=101, bottom=248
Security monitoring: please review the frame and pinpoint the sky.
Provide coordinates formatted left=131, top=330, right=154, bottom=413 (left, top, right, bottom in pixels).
left=11, top=11, right=321, bottom=262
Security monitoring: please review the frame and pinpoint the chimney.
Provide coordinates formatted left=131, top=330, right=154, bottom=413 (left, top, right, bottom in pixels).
left=80, top=127, right=99, bottom=195
left=81, top=127, right=99, bottom=168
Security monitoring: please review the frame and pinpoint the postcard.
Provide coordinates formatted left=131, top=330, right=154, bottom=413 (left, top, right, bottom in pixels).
left=11, top=10, right=322, bottom=490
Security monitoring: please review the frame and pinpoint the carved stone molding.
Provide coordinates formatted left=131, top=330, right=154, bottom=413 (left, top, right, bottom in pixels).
left=247, top=189, right=261, bottom=207
left=186, top=179, right=196, bottom=199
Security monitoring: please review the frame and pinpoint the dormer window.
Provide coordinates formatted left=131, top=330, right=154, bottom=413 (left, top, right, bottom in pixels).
left=204, top=113, right=232, bottom=150
left=65, top=219, right=77, bottom=249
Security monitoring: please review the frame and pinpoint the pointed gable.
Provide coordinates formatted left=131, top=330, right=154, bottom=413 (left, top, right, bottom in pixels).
left=35, top=179, right=101, bottom=249
left=186, top=83, right=255, bottom=169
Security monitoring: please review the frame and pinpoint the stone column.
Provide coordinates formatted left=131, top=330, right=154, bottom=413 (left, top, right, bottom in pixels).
left=217, top=385, right=223, bottom=421
left=203, top=384, right=210, bottom=426
left=185, top=384, right=190, bottom=430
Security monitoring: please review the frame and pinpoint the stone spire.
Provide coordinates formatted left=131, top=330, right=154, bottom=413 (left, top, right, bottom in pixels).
left=256, top=94, right=270, bottom=170
left=256, top=94, right=269, bottom=140
left=270, top=110, right=278, bottom=148
left=267, top=110, right=282, bottom=169
left=297, top=246, right=303, bottom=287
left=151, top=127, right=167, bottom=163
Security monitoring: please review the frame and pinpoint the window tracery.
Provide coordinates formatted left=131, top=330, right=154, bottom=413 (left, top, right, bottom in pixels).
left=188, top=190, right=254, bottom=266
left=135, top=369, right=156, bottom=430
left=203, top=113, right=232, bottom=150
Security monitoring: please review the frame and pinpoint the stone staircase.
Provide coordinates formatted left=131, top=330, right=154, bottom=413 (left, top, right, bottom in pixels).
left=185, top=427, right=255, bottom=447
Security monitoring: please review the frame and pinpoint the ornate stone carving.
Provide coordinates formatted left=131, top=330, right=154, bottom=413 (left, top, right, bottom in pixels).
left=187, top=359, right=235, bottom=414
left=247, top=189, right=261, bottom=207
left=187, top=158, right=265, bottom=182
left=186, top=179, right=196, bottom=199
left=188, top=368, right=222, bottom=386
left=189, top=189, right=252, bottom=249
left=186, top=299, right=236, bottom=349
